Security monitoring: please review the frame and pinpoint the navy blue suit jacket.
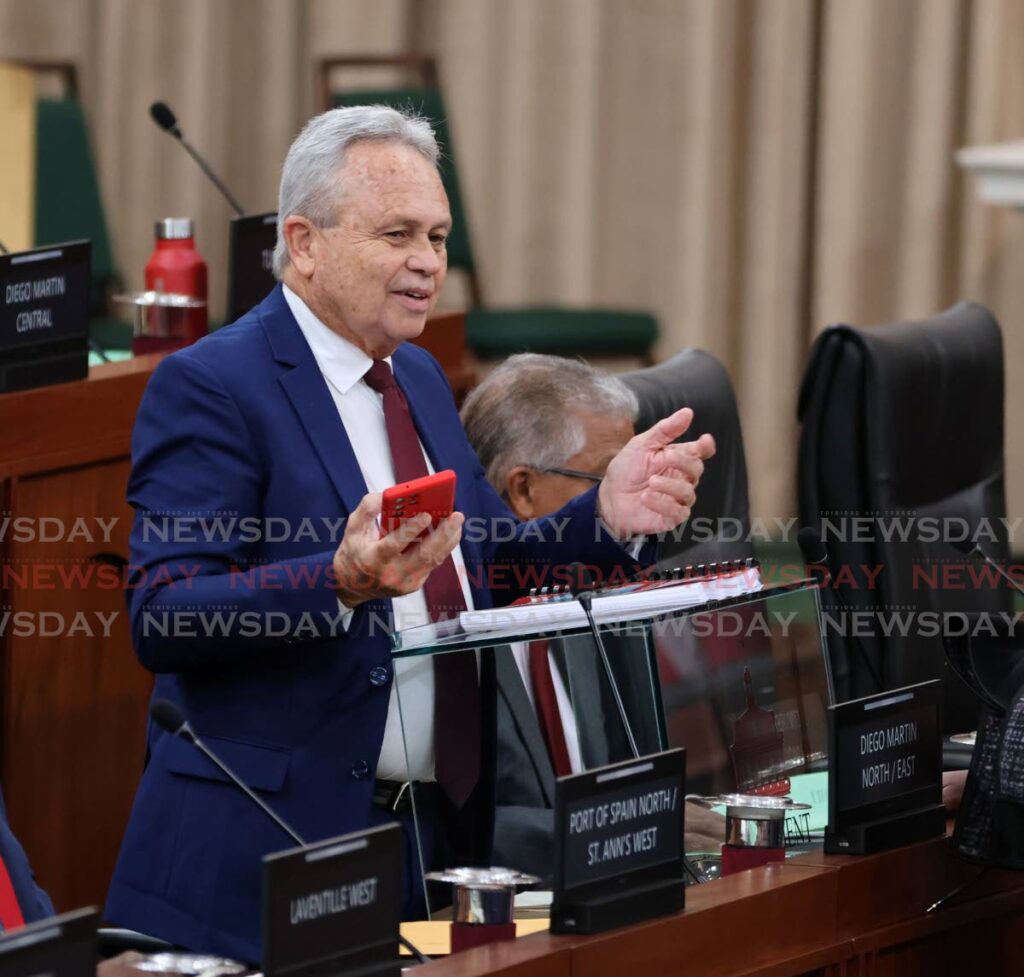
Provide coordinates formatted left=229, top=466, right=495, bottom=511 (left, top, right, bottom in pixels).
left=105, top=286, right=646, bottom=960
left=0, top=788, right=54, bottom=928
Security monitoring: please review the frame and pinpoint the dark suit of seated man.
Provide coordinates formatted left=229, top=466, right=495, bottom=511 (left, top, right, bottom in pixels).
left=105, top=105, right=716, bottom=961
left=460, top=354, right=726, bottom=879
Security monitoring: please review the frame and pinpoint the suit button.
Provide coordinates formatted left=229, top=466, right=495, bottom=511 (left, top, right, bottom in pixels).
left=351, top=760, right=370, bottom=780
left=369, top=665, right=390, bottom=687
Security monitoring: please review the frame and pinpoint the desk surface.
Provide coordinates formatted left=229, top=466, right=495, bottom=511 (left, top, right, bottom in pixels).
left=415, top=831, right=1024, bottom=977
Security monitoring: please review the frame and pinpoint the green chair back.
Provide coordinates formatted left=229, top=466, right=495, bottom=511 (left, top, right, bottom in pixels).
left=35, top=97, right=117, bottom=314
left=466, top=307, right=658, bottom=359
left=332, top=87, right=476, bottom=281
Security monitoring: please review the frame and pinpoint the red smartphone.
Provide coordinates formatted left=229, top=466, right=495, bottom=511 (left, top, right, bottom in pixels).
left=380, top=469, right=457, bottom=536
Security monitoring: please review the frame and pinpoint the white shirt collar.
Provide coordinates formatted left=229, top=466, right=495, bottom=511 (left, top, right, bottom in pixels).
left=282, top=284, right=391, bottom=395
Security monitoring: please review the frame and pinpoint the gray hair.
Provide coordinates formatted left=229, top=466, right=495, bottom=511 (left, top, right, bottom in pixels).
left=460, top=354, right=639, bottom=493
left=272, top=104, right=440, bottom=278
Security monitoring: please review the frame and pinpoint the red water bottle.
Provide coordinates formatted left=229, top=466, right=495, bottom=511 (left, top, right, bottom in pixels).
left=136, top=217, right=208, bottom=354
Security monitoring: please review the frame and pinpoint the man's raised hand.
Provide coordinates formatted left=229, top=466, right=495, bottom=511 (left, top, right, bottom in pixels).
left=597, top=407, right=716, bottom=538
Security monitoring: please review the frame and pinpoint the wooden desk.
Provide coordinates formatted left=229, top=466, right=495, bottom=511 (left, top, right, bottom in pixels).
left=0, top=313, right=474, bottom=913
left=0, top=355, right=161, bottom=913
left=417, top=834, right=1024, bottom=976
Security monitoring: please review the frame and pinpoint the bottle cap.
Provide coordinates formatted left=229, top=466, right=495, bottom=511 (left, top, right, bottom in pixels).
left=155, top=218, right=194, bottom=240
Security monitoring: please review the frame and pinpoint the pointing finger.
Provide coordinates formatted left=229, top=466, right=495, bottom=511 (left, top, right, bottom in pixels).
left=638, top=407, right=694, bottom=449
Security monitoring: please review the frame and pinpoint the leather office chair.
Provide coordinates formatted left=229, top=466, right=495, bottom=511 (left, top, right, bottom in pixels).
left=322, top=55, right=659, bottom=363
left=621, top=348, right=755, bottom=567
left=797, top=302, right=1011, bottom=733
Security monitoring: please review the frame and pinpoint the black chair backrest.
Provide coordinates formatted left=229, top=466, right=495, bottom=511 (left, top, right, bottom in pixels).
left=622, top=349, right=754, bottom=568
left=798, top=301, right=1010, bottom=730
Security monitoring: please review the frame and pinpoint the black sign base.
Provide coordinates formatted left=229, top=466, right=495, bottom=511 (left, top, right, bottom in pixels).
left=824, top=802, right=945, bottom=855
left=551, top=875, right=684, bottom=935
left=0, top=343, right=88, bottom=393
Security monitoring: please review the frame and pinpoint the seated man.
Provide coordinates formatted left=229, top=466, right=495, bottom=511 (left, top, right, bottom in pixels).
left=461, top=353, right=726, bottom=876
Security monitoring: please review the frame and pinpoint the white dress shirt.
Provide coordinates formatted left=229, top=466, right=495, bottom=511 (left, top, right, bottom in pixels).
left=285, top=285, right=479, bottom=781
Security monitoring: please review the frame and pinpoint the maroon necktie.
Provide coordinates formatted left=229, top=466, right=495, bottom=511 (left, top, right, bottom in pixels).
left=528, top=640, right=572, bottom=777
left=363, top=359, right=480, bottom=808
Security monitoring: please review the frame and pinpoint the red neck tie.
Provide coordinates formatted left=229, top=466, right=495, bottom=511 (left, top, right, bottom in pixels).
left=363, top=359, right=480, bottom=808
left=0, top=853, right=26, bottom=931
left=528, top=640, right=573, bottom=778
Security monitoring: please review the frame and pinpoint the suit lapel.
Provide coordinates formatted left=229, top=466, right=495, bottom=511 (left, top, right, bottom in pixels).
left=259, top=286, right=368, bottom=516
left=556, top=637, right=612, bottom=769
left=495, top=647, right=556, bottom=807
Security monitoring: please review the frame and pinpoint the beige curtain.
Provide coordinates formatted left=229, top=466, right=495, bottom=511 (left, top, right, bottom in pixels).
left=1, top=0, right=1022, bottom=521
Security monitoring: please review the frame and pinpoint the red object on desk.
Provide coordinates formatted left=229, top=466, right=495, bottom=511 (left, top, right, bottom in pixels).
left=137, top=218, right=207, bottom=354
left=720, top=843, right=785, bottom=876
left=450, top=922, right=517, bottom=952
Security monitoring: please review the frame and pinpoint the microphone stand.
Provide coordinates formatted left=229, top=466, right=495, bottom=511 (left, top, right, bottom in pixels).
left=572, top=586, right=641, bottom=760
left=155, top=703, right=430, bottom=964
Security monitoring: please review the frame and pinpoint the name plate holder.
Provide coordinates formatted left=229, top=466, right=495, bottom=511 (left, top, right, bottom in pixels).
left=551, top=748, right=686, bottom=935
left=226, top=211, right=277, bottom=323
left=0, top=240, right=91, bottom=393
left=262, top=823, right=402, bottom=977
left=825, top=679, right=945, bottom=855
left=0, top=908, right=97, bottom=977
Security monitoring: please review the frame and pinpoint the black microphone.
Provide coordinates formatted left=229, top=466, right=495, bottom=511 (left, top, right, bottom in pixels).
left=149, top=698, right=304, bottom=846
left=149, top=699, right=431, bottom=964
left=149, top=101, right=181, bottom=138
left=796, top=526, right=827, bottom=566
left=797, top=527, right=884, bottom=694
left=568, top=563, right=640, bottom=760
left=148, top=101, right=246, bottom=216
left=949, top=537, right=1024, bottom=600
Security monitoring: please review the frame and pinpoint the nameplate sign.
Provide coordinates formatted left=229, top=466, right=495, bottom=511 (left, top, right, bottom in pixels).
left=262, top=823, right=401, bottom=977
left=0, top=908, right=97, bottom=977
left=825, top=679, right=944, bottom=854
left=0, top=241, right=91, bottom=392
left=551, top=749, right=686, bottom=934
left=226, top=212, right=277, bottom=323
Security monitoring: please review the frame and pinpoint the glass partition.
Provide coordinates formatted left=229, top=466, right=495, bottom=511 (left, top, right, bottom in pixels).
left=391, top=581, right=827, bottom=916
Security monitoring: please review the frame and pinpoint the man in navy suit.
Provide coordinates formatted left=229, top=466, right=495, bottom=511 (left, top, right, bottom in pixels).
left=105, top=105, right=715, bottom=960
